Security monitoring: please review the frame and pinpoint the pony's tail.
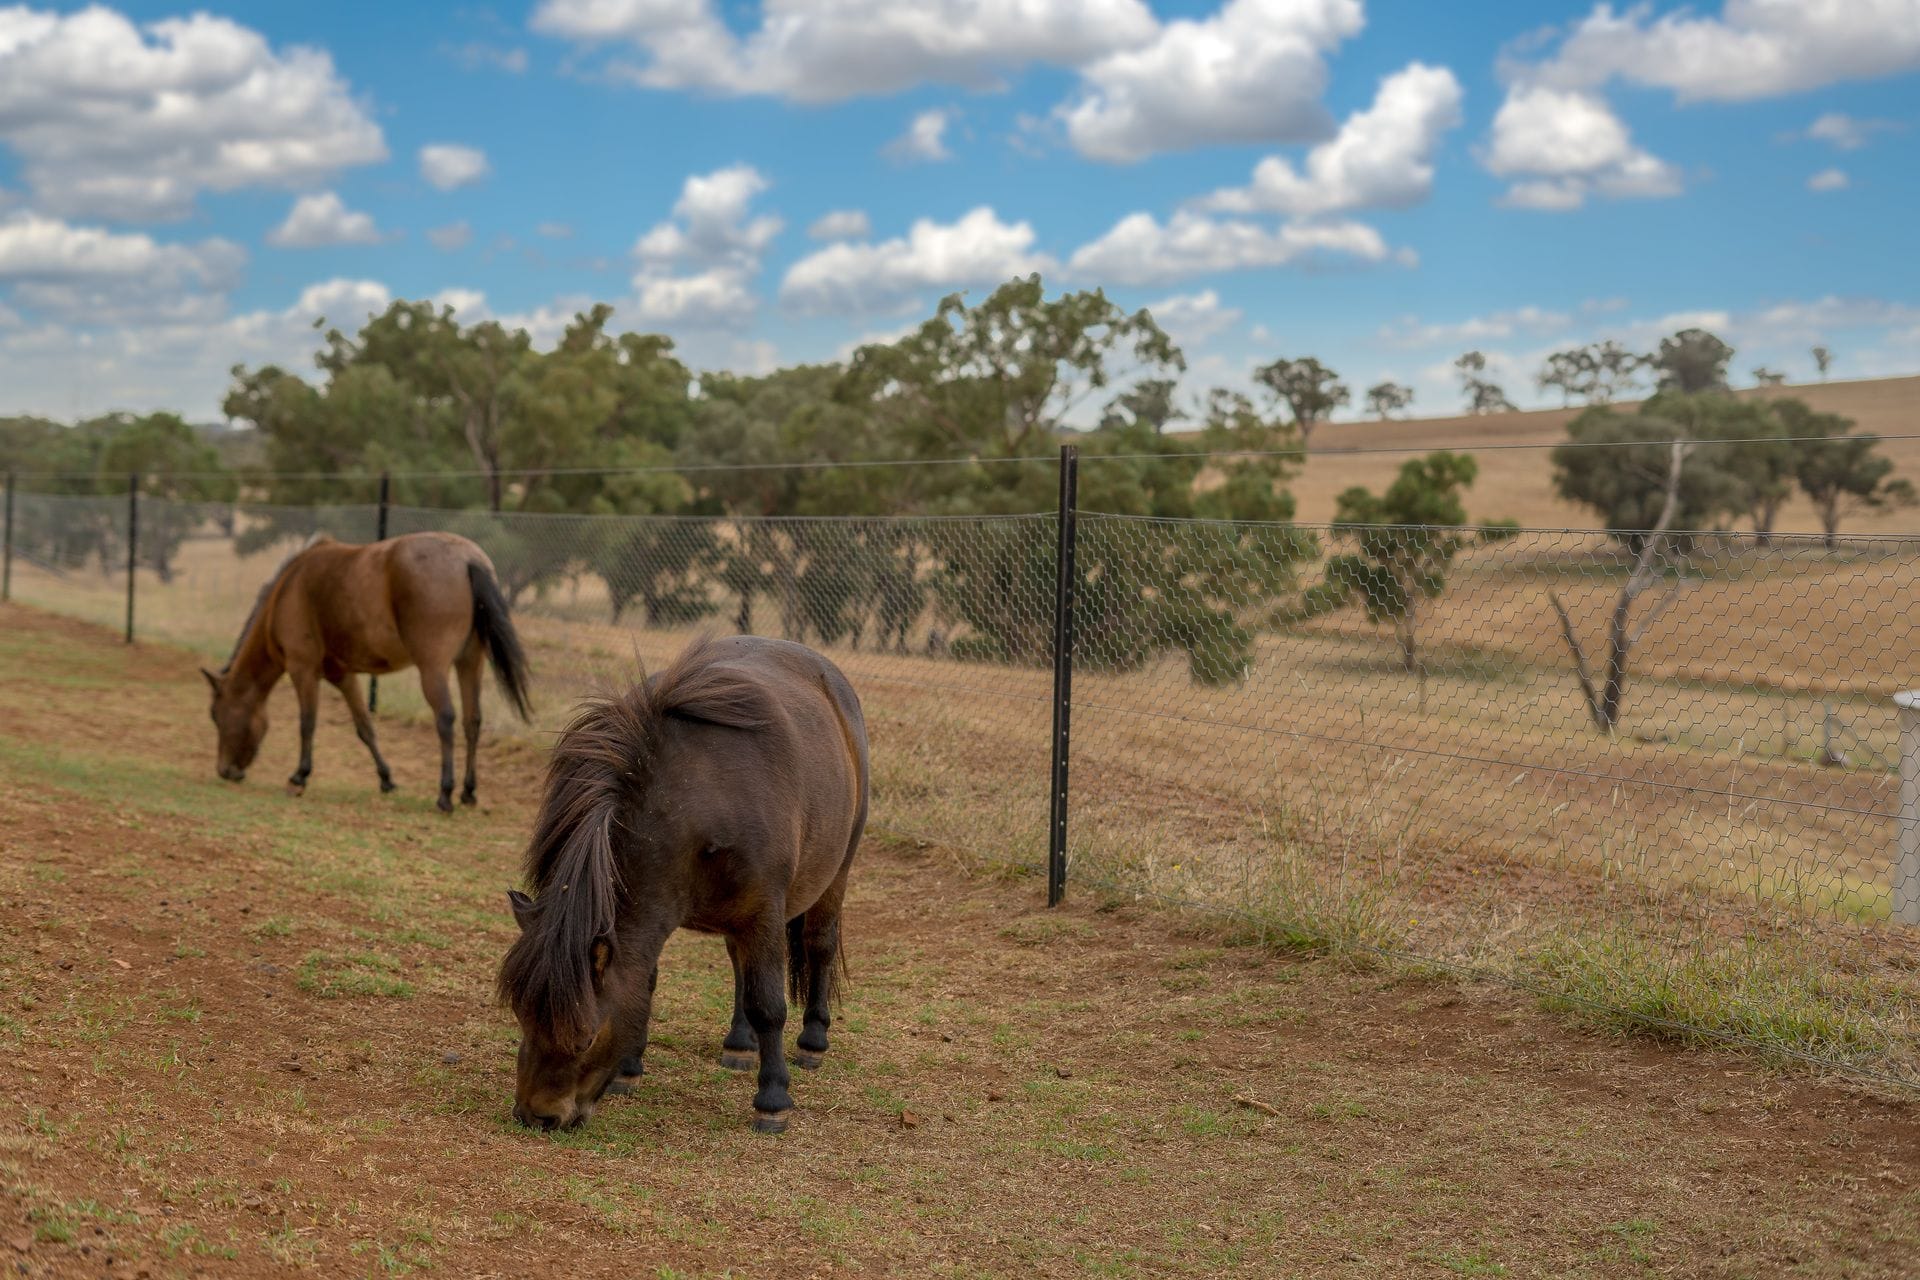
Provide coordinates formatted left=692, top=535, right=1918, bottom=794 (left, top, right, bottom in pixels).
left=786, top=912, right=849, bottom=1011
left=468, top=561, right=533, bottom=721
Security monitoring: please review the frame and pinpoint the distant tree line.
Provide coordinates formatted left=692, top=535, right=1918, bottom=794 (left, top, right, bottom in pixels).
left=0, top=278, right=1897, bottom=703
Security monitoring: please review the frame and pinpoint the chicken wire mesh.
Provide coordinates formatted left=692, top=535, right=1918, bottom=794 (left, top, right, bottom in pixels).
left=4, top=480, right=1917, bottom=1084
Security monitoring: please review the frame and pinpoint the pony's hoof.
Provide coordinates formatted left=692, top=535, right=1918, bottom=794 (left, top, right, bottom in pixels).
left=460, top=791, right=477, bottom=807
left=604, top=1072, right=643, bottom=1097
left=284, top=781, right=306, bottom=798
left=379, top=778, right=397, bottom=794
left=792, top=1049, right=825, bottom=1071
left=751, top=1108, right=791, bottom=1135
left=436, top=795, right=454, bottom=814
left=718, top=1049, right=758, bottom=1073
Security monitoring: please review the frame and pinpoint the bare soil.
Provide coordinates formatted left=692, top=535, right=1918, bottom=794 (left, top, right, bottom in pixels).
left=1, top=604, right=1918, bottom=1279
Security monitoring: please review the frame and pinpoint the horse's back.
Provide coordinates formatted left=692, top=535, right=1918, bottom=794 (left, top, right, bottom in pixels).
left=653, top=636, right=868, bottom=915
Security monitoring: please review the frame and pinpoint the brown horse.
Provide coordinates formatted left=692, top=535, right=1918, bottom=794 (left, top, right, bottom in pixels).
left=496, top=634, right=868, bottom=1135
left=204, top=531, right=532, bottom=812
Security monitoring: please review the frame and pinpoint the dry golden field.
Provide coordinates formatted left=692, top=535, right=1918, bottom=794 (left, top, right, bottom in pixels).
left=1280, top=374, right=1920, bottom=530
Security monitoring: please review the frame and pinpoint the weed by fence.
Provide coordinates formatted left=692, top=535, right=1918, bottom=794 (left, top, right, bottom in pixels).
left=4, top=455, right=1917, bottom=1088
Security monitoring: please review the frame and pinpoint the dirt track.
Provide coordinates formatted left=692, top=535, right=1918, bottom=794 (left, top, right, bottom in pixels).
left=1, top=603, right=1917, bottom=1278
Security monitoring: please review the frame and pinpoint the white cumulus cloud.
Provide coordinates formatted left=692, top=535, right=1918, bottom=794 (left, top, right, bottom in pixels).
left=532, top=0, right=1156, bottom=101
left=1201, top=62, right=1463, bottom=216
left=0, top=6, right=386, bottom=221
left=1067, top=210, right=1389, bottom=286
left=0, top=212, right=245, bottom=324
left=1056, top=0, right=1364, bottom=162
left=886, top=108, right=957, bottom=163
left=808, top=209, right=872, bottom=241
left=1143, top=289, right=1243, bottom=348
left=781, top=207, right=1052, bottom=315
left=267, top=192, right=382, bottom=248
left=1808, top=167, right=1850, bottom=192
left=420, top=144, right=491, bottom=191
left=631, top=164, right=781, bottom=327
left=1483, top=86, right=1681, bottom=210
left=1515, top=0, right=1920, bottom=103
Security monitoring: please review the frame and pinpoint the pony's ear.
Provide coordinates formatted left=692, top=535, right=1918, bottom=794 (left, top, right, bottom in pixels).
left=200, top=667, right=223, bottom=693
left=590, top=936, right=614, bottom=987
left=507, top=890, right=535, bottom=932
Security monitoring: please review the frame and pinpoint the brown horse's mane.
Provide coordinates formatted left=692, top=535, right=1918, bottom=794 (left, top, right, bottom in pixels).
left=222, top=534, right=332, bottom=671
left=496, top=637, right=778, bottom=1045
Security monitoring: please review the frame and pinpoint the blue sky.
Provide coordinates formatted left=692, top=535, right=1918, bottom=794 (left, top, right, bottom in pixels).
left=0, top=0, right=1916, bottom=422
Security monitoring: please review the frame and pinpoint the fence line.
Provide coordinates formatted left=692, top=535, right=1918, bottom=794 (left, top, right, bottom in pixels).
left=3, top=459, right=1917, bottom=1088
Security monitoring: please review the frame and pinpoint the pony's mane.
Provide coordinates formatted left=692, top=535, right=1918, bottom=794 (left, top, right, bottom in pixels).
left=495, top=636, right=777, bottom=1044
left=223, top=533, right=331, bottom=670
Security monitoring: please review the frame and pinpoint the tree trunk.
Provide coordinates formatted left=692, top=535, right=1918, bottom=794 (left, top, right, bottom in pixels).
left=1553, top=440, right=1689, bottom=735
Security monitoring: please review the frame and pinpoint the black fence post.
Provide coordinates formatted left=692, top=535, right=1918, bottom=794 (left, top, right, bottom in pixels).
left=1047, top=444, right=1079, bottom=908
left=2, top=471, right=14, bottom=604
left=369, top=471, right=391, bottom=713
left=125, top=473, right=138, bottom=644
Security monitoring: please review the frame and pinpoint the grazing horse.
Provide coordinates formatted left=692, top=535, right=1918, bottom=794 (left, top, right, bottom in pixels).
left=203, top=531, right=532, bottom=812
left=497, top=634, right=868, bottom=1135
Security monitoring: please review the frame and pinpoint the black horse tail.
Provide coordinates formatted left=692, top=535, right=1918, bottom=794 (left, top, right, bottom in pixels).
left=788, top=913, right=849, bottom=1010
left=468, top=561, right=533, bottom=721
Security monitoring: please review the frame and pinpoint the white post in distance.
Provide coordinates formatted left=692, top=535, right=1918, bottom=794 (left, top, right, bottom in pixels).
left=1892, top=692, right=1920, bottom=925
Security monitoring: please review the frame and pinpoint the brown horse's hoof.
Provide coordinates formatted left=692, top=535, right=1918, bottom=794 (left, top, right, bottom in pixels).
left=284, top=781, right=306, bottom=798
left=718, top=1049, right=758, bottom=1073
left=791, top=1049, right=825, bottom=1071
left=751, top=1108, right=791, bottom=1135
left=604, top=1072, right=644, bottom=1097
left=379, top=779, right=397, bottom=794
left=436, top=795, right=454, bottom=814
left=460, top=792, right=477, bottom=807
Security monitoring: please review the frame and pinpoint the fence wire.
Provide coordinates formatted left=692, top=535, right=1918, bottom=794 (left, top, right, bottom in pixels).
left=4, top=485, right=1917, bottom=1086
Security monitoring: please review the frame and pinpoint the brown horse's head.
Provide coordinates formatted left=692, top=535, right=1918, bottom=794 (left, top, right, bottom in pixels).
left=504, top=890, right=654, bottom=1131
left=201, top=668, right=267, bottom=782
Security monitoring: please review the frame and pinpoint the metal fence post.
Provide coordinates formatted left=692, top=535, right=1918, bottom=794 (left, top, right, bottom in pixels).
left=2, top=471, right=14, bottom=604
left=369, top=471, right=391, bottom=713
left=1047, top=444, right=1079, bottom=908
left=125, top=472, right=138, bottom=644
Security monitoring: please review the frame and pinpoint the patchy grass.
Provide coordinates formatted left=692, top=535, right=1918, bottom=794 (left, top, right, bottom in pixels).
left=0, top=605, right=1917, bottom=1277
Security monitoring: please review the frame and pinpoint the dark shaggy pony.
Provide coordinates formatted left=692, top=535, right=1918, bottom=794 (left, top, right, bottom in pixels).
left=497, top=634, right=868, bottom=1134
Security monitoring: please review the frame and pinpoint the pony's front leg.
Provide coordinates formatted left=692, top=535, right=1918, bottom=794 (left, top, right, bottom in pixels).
left=605, top=965, right=657, bottom=1097
left=285, top=667, right=321, bottom=797
left=738, top=916, right=795, bottom=1134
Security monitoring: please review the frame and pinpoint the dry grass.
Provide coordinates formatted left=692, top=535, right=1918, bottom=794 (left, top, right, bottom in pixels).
left=2, top=606, right=1919, bottom=1278
left=1277, top=374, right=1920, bottom=530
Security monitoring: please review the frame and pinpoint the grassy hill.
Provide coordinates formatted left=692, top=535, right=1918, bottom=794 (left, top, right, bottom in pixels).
left=1273, top=374, right=1920, bottom=533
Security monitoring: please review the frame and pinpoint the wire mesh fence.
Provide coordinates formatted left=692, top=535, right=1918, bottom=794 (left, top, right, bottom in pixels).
left=4, top=469, right=1917, bottom=1087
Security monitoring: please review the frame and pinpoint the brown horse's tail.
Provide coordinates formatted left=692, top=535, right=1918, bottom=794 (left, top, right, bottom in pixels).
left=468, top=561, right=533, bottom=721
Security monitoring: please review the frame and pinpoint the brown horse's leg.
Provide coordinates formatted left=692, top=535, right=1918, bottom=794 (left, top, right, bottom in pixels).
left=738, top=916, right=794, bottom=1134
left=455, top=644, right=484, bottom=806
left=791, top=873, right=850, bottom=1071
left=718, top=937, right=758, bottom=1072
left=335, top=674, right=395, bottom=794
left=285, top=666, right=321, bottom=797
left=418, top=667, right=457, bottom=813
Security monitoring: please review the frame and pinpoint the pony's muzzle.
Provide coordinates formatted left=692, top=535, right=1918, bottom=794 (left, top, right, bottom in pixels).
left=514, top=1100, right=583, bottom=1132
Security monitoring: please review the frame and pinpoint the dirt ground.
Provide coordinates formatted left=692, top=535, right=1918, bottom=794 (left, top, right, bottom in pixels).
left=1, top=603, right=1918, bottom=1279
